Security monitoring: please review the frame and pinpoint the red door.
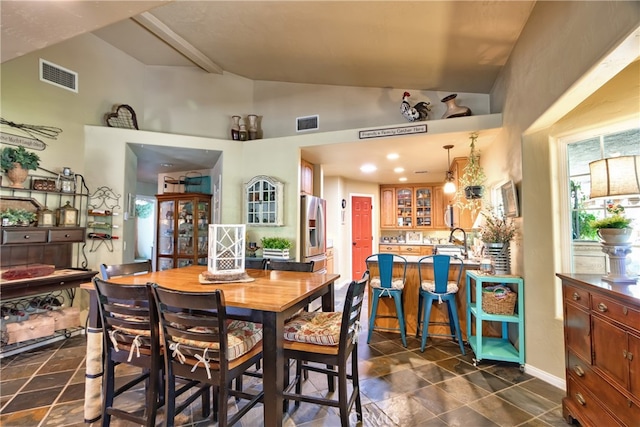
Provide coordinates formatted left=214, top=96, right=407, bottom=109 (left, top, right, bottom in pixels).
left=351, top=196, right=372, bottom=280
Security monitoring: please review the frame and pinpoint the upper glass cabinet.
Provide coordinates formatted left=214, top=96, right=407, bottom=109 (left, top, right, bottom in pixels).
left=245, top=175, right=284, bottom=226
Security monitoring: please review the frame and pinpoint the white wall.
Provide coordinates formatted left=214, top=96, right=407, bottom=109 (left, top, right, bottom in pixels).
left=489, top=1, right=640, bottom=382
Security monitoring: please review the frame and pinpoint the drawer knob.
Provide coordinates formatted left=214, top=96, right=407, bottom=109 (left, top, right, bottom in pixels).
left=406, top=248, right=413, bottom=251
left=575, top=393, right=586, bottom=406
left=65, top=234, right=70, bottom=238
left=597, top=302, right=608, bottom=312
left=628, top=352, right=634, bottom=361
left=23, top=235, right=30, bottom=239
left=573, top=365, right=584, bottom=377
left=572, top=292, right=580, bottom=301
left=623, top=306, right=628, bottom=315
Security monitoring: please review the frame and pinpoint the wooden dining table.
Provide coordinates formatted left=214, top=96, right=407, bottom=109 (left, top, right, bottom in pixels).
left=82, top=265, right=339, bottom=426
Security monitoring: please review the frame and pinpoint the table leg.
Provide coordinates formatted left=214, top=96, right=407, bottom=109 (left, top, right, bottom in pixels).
left=261, top=311, right=285, bottom=426
left=84, top=289, right=103, bottom=423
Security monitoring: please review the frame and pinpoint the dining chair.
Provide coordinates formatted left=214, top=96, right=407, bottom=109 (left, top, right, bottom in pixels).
left=100, top=259, right=152, bottom=279
left=282, top=271, right=369, bottom=426
left=92, top=277, right=209, bottom=427
left=416, top=254, right=465, bottom=354
left=268, top=260, right=315, bottom=272
left=151, top=284, right=264, bottom=427
left=365, top=254, right=408, bottom=347
left=244, top=258, right=267, bottom=270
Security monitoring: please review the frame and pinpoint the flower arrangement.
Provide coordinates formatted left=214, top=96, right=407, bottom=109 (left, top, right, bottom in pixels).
left=477, top=209, right=517, bottom=243
left=589, top=202, right=632, bottom=229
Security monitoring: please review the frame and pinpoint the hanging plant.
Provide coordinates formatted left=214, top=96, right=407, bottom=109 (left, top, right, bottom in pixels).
left=454, top=132, right=486, bottom=215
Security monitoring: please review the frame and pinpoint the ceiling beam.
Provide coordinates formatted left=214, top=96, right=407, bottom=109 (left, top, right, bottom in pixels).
left=133, top=12, right=223, bottom=74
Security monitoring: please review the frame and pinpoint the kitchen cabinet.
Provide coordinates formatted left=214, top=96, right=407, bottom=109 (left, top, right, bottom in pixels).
left=156, top=193, right=211, bottom=271
left=326, top=247, right=334, bottom=274
left=432, top=186, right=447, bottom=229
left=466, top=271, right=524, bottom=369
left=245, top=175, right=284, bottom=226
left=451, top=157, right=477, bottom=229
left=378, top=244, right=432, bottom=256
left=557, top=273, right=640, bottom=427
left=300, top=159, right=314, bottom=195
left=380, top=184, right=441, bottom=230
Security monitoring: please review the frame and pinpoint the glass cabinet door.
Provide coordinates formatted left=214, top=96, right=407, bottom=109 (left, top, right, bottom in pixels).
left=396, top=188, right=413, bottom=227
left=159, top=200, right=175, bottom=255
left=415, top=187, right=433, bottom=227
left=196, top=200, right=210, bottom=263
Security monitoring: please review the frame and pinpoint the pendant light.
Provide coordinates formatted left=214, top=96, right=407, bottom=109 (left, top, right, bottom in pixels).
left=443, top=145, right=456, bottom=194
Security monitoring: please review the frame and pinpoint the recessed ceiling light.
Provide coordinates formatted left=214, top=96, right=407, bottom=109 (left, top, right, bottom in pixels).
left=360, top=164, right=377, bottom=173
left=399, top=177, right=407, bottom=182
left=387, top=153, right=399, bottom=160
left=394, top=167, right=405, bottom=173
left=160, top=163, right=173, bottom=167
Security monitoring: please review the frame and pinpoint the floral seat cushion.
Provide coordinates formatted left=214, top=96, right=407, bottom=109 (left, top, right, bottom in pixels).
left=370, top=276, right=405, bottom=290
left=420, top=280, right=459, bottom=294
left=171, top=320, right=262, bottom=360
left=283, top=311, right=342, bottom=346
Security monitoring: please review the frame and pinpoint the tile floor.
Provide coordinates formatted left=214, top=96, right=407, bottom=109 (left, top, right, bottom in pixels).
left=0, top=284, right=568, bottom=427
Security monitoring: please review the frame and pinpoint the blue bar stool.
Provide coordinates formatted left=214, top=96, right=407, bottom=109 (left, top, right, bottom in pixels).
left=366, top=254, right=408, bottom=347
left=416, top=255, right=465, bottom=354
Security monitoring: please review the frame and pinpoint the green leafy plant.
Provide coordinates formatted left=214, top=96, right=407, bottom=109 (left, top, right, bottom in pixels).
left=0, top=146, right=41, bottom=171
left=261, top=236, right=292, bottom=250
left=589, top=215, right=631, bottom=230
left=478, top=209, right=517, bottom=243
left=1, top=208, right=36, bottom=225
left=453, top=132, right=486, bottom=215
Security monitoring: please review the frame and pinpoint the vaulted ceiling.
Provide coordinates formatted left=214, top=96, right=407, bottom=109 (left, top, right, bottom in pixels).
left=1, top=1, right=537, bottom=184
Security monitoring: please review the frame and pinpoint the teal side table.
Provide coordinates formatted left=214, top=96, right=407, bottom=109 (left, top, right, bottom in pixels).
left=466, top=270, right=525, bottom=371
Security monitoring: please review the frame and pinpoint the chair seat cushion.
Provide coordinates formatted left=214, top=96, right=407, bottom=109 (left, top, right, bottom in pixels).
left=171, top=320, right=262, bottom=360
left=420, top=280, right=459, bottom=294
left=370, top=276, right=405, bottom=290
left=283, top=311, right=342, bottom=346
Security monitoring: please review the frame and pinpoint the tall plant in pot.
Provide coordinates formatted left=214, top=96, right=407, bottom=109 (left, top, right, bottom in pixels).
left=454, top=132, right=486, bottom=216
left=1, top=146, right=41, bottom=188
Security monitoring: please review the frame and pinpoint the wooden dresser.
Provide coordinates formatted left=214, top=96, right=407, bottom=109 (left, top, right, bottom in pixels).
left=557, top=273, right=640, bottom=426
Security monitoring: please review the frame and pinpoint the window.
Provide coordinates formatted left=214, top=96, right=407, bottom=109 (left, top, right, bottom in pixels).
left=564, top=124, right=640, bottom=274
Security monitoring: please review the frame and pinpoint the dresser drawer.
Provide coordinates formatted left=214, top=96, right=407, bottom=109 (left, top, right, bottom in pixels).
left=563, top=283, right=590, bottom=310
left=591, top=293, right=640, bottom=332
left=2, top=228, right=48, bottom=244
left=48, top=228, right=85, bottom=243
left=566, top=376, right=623, bottom=426
left=568, top=351, right=640, bottom=426
left=379, top=245, right=400, bottom=253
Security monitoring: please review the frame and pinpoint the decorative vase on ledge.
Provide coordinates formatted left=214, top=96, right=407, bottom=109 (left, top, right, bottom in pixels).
left=230, top=115, right=241, bottom=140
left=441, top=94, right=472, bottom=119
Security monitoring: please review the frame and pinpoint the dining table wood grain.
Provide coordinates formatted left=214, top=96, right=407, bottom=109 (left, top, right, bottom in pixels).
left=82, top=265, right=340, bottom=426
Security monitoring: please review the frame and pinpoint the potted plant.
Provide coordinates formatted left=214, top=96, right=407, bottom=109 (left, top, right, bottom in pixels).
left=454, top=132, right=486, bottom=216
left=589, top=203, right=633, bottom=244
left=261, top=236, right=292, bottom=259
left=1, top=146, right=41, bottom=188
left=477, top=208, right=517, bottom=275
left=1, top=208, right=37, bottom=226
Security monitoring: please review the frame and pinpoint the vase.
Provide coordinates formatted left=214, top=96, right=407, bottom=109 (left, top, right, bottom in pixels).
left=484, top=242, right=511, bottom=275
left=230, top=115, right=241, bottom=140
left=597, top=228, right=633, bottom=244
left=6, top=163, right=29, bottom=188
left=247, top=114, right=258, bottom=140
left=441, top=94, right=472, bottom=119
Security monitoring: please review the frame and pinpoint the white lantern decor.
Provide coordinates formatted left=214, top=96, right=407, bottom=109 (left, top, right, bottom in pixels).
left=199, top=224, right=254, bottom=284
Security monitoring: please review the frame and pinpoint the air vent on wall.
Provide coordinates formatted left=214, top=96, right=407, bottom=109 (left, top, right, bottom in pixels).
left=296, top=115, right=319, bottom=132
left=39, top=59, right=78, bottom=93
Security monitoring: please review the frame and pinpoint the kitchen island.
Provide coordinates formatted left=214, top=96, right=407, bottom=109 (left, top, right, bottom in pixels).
left=367, top=255, right=480, bottom=340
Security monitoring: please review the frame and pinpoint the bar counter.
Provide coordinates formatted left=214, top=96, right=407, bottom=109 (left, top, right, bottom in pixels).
left=368, top=256, right=480, bottom=339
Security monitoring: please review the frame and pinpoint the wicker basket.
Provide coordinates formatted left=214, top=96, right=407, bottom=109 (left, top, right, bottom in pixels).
left=482, top=287, right=517, bottom=315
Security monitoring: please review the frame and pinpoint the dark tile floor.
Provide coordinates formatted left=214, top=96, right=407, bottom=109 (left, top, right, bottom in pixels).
left=0, top=285, right=568, bottom=427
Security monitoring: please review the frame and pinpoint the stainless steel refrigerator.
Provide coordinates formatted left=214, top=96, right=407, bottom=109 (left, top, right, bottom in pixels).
left=300, top=195, right=327, bottom=273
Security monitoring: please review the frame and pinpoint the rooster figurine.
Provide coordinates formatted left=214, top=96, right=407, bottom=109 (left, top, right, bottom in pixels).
left=400, top=91, right=431, bottom=122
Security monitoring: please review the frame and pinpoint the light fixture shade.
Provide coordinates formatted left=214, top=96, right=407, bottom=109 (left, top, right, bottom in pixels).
left=589, top=155, right=640, bottom=199
left=444, top=171, right=456, bottom=194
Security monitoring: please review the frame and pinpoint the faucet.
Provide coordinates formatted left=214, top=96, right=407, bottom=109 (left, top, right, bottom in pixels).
left=448, top=227, right=468, bottom=258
